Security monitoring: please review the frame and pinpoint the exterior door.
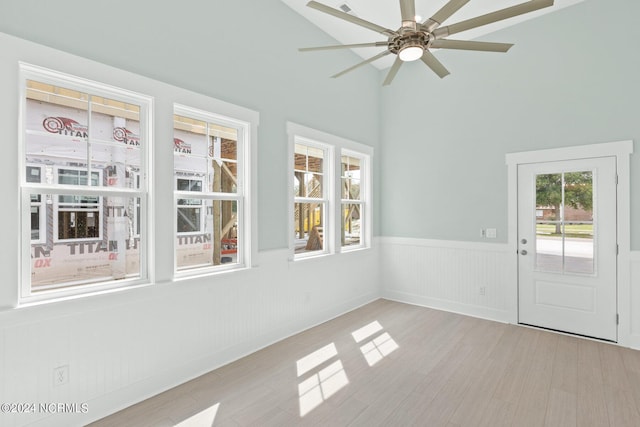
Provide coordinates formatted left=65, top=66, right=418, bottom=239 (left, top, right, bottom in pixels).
left=518, top=157, right=617, bottom=341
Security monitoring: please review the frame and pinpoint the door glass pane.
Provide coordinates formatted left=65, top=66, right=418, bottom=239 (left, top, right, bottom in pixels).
left=563, top=172, right=594, bottom=274
left=535, top=171, right=594, bottom=274
left=536, top=173, right=563, bottom=272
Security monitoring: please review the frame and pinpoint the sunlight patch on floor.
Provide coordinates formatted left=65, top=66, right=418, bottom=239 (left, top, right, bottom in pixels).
left=174, top=402, right=220, bottom=427
left=297, top=343, right=349, bottom=417
left=296, top=342, right=338, bottom=377
left=352, top=321, right=399, bottom=366
left=351, top=320, right=383, bottom=343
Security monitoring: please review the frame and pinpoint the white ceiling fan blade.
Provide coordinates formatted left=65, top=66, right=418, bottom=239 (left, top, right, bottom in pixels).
left=300, top=42, right=388, bottom=52
left=331, top=50, right=391, bottom=78
left=433, top=0, right=554, bottom=38
left=383, top=58, right=403, bottom=86
left=400, top=0, right=416, bottom=23
left=421, top=51, right=450, bottom=78
left=307, top=1, right=395, bottom=36
left=431, top=39, right=514, bottom=52
left=424, top=0, right=470, bottom=31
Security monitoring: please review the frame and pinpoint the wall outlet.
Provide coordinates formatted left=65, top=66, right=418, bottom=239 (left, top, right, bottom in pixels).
left=479, top=287, right=486, bottom=296
left=53, top=365, right=69, bottom=387
left=486, top=228, right=497, bottom=239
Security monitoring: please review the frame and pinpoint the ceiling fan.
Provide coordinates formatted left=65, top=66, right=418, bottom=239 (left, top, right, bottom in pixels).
left=300, top=0, right=554, bottom=85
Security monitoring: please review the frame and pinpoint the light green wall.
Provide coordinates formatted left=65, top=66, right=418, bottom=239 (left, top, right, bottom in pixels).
left=379, top=0, right=640, bottom=247
left=0, top=0, right=381, bottom=251
left=2, top=0, right=639, bottom=248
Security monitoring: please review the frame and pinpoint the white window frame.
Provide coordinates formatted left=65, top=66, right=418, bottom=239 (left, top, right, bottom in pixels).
left=340, top=149, right=369, bottom=251
left=19, top=63, right=153, bottom=304
left=292, top=138, right=333, bottom=259
left=173, top=103, right=251, bottom=277
left=287, top=122, right=373, bottom=261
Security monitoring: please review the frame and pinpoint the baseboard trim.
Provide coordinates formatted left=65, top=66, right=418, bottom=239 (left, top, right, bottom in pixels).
left=382, top=290, right=512, bottom=324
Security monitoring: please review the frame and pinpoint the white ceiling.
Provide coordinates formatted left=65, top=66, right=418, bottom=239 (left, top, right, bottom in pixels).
left=282, top=0, right=584, bottom=69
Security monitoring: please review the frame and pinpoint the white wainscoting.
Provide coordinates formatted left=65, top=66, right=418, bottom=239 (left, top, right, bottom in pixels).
left=629, top=251, right=640, bottom=348
left=379, top=237, right=516, bottom=324
left=0, top=246, right=380, bottom=427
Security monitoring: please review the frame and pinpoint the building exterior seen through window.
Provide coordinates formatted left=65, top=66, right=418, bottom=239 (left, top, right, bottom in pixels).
left=173, top=109, right=243, bottom=273
left=341, top=153, right=363, bottom=248
left=21, top=67, right=150, bottom=300
left=293, top=143, right=327, bottom=256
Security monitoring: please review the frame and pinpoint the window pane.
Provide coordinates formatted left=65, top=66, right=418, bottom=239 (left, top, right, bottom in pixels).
left=535, top=171, right=594, bottom=274
left=294, top=172, right=323, bottom=198
left=26, top=166, right=41, bottom=183
left=342, top=178, right=360, bottom=200
left=342, top=203, right=361, bottom=247
left=176, top=199, right=239, bottom=270
left=174, top=115, right=239, bottom=195
left=30, top=194, right=142, bottom=291
left=177, top=207, right=201, bottom=233
left=25, top=81, right=89, bottom=169
left=294, top=202, right=324, bottom=254
left=31, top=205, right=40, bottom=240
left=295, top=144, right=324, bottom=174
left=58, top=210, right=100, bottom=239
left=177, top=178, right=202, bottom=192
left=564, top=171, right=594, bottom=274
left=535, top=173, right=563, bottom=272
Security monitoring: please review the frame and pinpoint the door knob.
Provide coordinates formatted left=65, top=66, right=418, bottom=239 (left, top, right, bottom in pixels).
left=521, top=250, right=528, bottom=255
left=521, top=238, right=527, bottom=244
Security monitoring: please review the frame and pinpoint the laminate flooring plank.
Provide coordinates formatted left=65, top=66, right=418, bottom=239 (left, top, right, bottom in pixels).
left=600, top=342, right=633, bottom=391
left=602, top=385, right=640, bottom=427
left=550, top=336, right=578, bottom=394
left=543, top=387, right=576, bottom=427
left=511, top=331, right=558, bottom=427
left=576, top=339, right=610, bottom=427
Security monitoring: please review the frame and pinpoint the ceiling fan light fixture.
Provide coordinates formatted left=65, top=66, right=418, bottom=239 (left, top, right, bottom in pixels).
left=398, top=45, right=423, bottom=62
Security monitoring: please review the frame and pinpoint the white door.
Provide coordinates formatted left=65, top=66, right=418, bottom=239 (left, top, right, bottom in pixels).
left=518, top=157, right=617, bottom=341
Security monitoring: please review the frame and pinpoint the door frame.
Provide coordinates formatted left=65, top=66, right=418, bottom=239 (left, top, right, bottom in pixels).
left=506, top=140, right=632, bottom=344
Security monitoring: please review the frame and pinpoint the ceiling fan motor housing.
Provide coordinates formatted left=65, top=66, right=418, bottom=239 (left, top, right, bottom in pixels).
left=389, top=28, right=432, bottom=56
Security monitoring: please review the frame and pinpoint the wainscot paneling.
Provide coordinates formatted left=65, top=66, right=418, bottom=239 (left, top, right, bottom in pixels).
left=379, top=237, right=515, bottom=324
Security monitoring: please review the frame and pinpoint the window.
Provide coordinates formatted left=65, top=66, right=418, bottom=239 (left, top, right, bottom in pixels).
left=293, top=142, right=330, bottom=257
left=173, top=105, right=248, bottom=274
left=341, top=152, right=365, bottom=249
left=20, top=64, right=151, bottom=302
left=288, top=123, right=372, bottom=260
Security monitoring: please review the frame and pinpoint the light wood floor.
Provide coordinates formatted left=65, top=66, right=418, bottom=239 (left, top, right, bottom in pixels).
left=90, top=299, right=640, bottom=426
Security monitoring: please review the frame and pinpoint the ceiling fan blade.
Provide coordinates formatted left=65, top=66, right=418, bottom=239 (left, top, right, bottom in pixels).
left=383, top=58, right=403, bottom=86
left=433, top=0, right=554, bottom=38
left=431, top=39, right=514, bottom=52
left=300, top=42, right=388, bottom=52
left=307, top=1, right=395, bottom=36
left=421, top=51, right=450, bottom=78
left=331, top=50, right=391, bottom=78
left=424, top=0, right=470, bottom=31
left=400, top=0, right=416, bottom=23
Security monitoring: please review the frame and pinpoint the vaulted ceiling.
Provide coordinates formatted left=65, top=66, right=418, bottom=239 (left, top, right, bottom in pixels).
left=282, top=0, right=584, bottom=69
